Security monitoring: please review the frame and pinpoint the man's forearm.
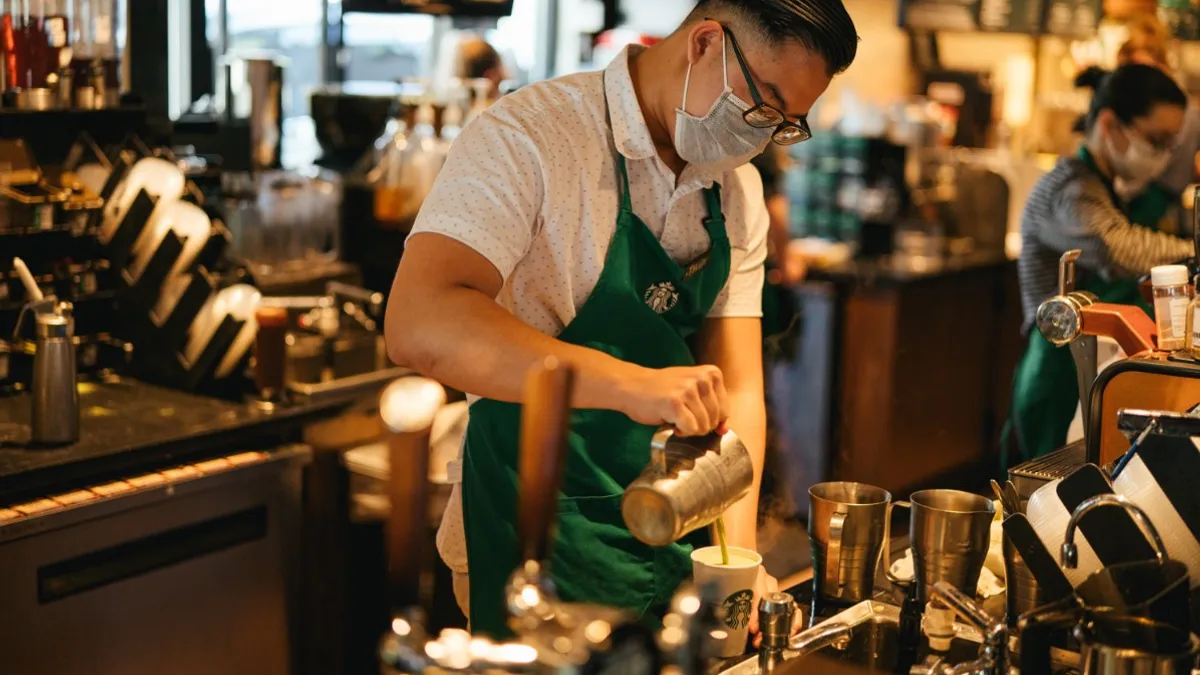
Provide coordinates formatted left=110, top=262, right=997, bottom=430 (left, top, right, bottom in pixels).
left=720, top=389, right=767, bottom=552
left=387, top=284, right=637, bottom=409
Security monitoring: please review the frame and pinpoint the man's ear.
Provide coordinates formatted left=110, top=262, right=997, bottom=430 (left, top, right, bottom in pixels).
left=686, top=19, right=723, bottom=66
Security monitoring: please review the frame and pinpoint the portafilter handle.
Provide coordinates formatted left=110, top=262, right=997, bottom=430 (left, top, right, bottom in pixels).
left=1058, top=249, right=1081, bottom=296
left=518, top=356, right=575, bottom=565
left=380, top=377, right=447, bottom=613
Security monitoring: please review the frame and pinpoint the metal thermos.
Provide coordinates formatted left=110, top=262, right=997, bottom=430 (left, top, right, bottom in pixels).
left=31, top=303, right=79, bottom=446
left=622, top=427, right=754, bottom=547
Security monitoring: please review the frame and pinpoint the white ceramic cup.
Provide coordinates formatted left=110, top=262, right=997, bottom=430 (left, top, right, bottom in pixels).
left=691, top=545, right=762, bottom=658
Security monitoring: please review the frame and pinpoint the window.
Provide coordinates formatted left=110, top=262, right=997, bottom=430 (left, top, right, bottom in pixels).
left=206, top=0, right=323, bottom=120
left=341, top=12, right=435, bottom=82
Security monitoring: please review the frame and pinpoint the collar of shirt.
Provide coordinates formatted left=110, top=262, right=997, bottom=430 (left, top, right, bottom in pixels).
left=603, top=44, right=726, bottom=189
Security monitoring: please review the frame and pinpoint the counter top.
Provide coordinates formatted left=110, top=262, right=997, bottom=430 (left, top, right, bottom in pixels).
left=0, top=377, right=366, bottom=503
left=808, top=250, right=1013, bottom=286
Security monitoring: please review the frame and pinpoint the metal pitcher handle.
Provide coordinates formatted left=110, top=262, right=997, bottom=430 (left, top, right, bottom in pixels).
left=883, top=500, right=913, bottom=587
left=650, top=426, right=675, bottom=474
left=826, top=509, right=847, bottom=597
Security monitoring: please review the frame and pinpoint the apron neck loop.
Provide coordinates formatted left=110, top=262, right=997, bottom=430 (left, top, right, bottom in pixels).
left=601, top=71, right=635, bottom=214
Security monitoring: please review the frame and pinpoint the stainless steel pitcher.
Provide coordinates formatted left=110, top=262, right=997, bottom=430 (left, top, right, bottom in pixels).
left=622, top=427, right=754, bottom=546
left=808, top=482, right=891, bottom=607
left=1021, top=602, right=1200, bottom=675
left=885, top=489, right=995, bottom=604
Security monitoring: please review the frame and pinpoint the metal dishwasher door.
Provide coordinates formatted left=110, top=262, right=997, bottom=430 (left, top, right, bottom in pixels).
left=0, top=445, right=309, bottom=675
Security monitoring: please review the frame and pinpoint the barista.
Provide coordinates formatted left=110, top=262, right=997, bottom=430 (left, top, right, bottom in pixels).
left=1115, top=15, right=1200, bottom=232
left=386, top=0, right=859, bottom=639
left=1003, top=64, right=1193, bottom=470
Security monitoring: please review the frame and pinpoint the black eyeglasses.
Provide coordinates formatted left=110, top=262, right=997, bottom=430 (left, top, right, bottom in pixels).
left=722, top=26, right=812, bottom=146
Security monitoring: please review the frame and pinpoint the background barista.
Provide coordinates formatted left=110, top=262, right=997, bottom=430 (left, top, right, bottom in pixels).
left=386, top=0, right=858, bottom=641
left=1003, top=64, right=1192, bottom=470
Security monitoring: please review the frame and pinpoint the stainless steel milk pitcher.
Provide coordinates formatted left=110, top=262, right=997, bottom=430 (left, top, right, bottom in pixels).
left=622, top=427, right=754, bottom=546
left=808, top=482, right=891, bottom=606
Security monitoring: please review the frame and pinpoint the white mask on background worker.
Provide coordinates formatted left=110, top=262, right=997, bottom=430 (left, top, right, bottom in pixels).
left=1104, top=123, right=1172, bottom=200
left=675, top=31, right=774, bottom=173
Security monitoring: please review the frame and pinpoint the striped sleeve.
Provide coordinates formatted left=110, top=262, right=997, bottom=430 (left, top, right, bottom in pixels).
left=1045, top=178, right=1193, bottom=277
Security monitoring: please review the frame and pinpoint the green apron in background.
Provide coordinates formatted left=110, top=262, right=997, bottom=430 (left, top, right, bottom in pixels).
left=460, top=80, right=733, bottom=639
left=1001, top=147, right=1161, bottom=472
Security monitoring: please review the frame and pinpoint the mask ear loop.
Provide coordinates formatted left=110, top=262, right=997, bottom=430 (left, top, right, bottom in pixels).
left=720, top=30, right=731, bottom=91
left=682, top=61, right=693, bottom=112
left=681, top=29, right=730, bottom=112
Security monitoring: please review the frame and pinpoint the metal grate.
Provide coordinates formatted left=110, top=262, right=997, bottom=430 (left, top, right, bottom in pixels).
left=1008, top=442, right=1088, bottom=498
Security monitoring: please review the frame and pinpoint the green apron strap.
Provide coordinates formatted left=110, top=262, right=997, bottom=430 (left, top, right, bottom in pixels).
left=701, top=183, right=725, bottom=239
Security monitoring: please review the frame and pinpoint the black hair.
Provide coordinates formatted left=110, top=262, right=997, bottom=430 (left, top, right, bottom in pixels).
left=1074, top=65, right=1109, bottom=91
left=1072, top=66, right=1109, bottom=132
left=460, top=38, right=502, bottom=80
left=1083, top=63, right=1186, bottom=132
left=689, top=0, right=859, bottom=76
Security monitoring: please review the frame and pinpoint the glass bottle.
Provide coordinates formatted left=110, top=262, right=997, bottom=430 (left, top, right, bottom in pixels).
left=370, top=109, right=411, bottom=226
left=90, top=0, right=113, bottom=106
left=1, top=0, right=18, bottom=90
left=68, top=0, right=91, bottom=96
left=23, top=0, right=46, bottom=88
left=1187, top=274, right=1200, bottom=359
left=42, top=0, right=64, bottom=77
left=1152, top=264, right=1191, bottom=351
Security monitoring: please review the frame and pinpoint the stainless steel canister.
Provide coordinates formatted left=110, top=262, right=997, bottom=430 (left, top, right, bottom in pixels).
left=622, top=427, right=754, bottom=546
left=31, top=303, right=79, bottom=446
left=219, top=52, right=286, bottom=172
left=808, top=482, right=891, bottom=606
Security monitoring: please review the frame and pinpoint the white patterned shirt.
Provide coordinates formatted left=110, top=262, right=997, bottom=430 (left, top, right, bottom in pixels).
left=409, top=45, right=770, bottom=575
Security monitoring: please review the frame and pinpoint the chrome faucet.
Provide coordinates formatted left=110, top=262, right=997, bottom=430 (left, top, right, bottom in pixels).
left=910, top=582, right=1011, bottom=675
left=1060, top=494, right=1166, bottom=569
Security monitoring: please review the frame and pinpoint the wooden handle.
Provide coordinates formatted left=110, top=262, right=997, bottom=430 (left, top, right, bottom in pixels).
left=518, top=356, right=576, bottom=565
left=380, top=377, right=446, bottom=613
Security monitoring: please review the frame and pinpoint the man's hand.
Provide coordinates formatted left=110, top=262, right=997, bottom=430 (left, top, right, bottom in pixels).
left=616, top=365, right=730, bottom=437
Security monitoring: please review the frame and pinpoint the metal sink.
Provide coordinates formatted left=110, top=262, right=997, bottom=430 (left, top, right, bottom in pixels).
left=714, top=601, right=983, bottom=675
left=714, top=600, right=1081, bottom=675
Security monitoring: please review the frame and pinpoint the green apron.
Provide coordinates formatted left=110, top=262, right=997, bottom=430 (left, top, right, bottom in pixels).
left=1001, top=147, right=1161, bottom=471
left=460, top=83, right=733, bottom=639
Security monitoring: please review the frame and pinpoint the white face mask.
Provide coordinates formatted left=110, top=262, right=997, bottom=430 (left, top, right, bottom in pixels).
left=1105, top=125, right=1172, bottom=186
left=674, top=32, right=774, bottom=174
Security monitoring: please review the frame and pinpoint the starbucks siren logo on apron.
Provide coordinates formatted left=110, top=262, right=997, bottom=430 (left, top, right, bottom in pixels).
left=644, top=281, right=679, bottom=314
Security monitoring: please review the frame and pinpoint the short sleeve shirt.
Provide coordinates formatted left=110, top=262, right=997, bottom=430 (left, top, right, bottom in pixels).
left=408, top=44, right=770, bottom=340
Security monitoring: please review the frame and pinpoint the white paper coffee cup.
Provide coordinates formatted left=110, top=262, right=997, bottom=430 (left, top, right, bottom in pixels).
left=691, top=545, right=763, bottom=657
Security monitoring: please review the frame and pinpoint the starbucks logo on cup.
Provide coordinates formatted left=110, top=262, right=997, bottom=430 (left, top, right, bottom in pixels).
left=721, top=589, right=754, bottom=631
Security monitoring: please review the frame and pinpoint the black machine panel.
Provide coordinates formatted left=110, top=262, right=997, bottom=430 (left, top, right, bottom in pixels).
left=341, top=0, right=515, bottom=16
